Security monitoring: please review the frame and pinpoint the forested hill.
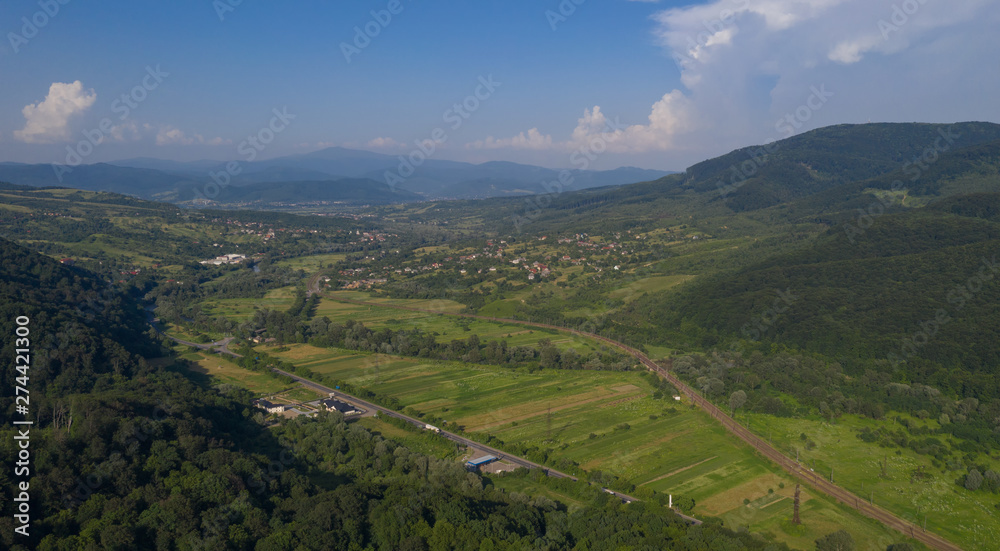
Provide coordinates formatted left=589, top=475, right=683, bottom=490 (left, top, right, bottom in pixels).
left=0, top=238, right=787, bottom=550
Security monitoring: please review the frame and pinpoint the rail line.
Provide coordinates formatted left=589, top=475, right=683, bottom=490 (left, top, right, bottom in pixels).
left=327, top=297, right=962, bottom=551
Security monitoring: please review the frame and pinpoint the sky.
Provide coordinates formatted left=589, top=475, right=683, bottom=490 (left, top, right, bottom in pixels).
left=1, top=0, right=998, bottom=171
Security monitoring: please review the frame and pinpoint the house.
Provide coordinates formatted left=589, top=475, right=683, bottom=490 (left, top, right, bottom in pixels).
left=320, top=398, right=361, bottom=415
left=253, top=399, right=287, bottom=414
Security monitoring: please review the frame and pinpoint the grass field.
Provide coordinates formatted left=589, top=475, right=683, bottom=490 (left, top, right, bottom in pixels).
left=261, top=343, right=924, bottom=550
left=273, top=253, right=346, bottom=272
left=201, top=286, right=299, bottom=320
left=744, top=412, right=999, bottom=551
left=177, top=349, right=290, bottom=395
left=607, top=274, right=696, bottom=302
left=316, top=294, right=605, bottom=354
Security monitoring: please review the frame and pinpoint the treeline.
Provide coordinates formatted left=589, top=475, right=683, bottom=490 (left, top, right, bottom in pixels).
left=299, top=318, right=631, bottom=371
left=672, top=350, right=1000, bottom=477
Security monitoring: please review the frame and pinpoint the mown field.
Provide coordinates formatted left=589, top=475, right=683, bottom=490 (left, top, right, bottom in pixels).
left=200, top=285, right=300, bottom=320
left=176, top=349, right=290, bottom=395
left=745, top=412, right=1000, bottom=551
left=316, top=293, right=605, bottom=354
left=261, top=343, right=923, bottom=550
left=273, top=253, right=346, bottom=272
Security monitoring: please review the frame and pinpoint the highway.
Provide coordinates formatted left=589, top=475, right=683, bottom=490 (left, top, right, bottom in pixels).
left=324, top=297, right=961, bottom=551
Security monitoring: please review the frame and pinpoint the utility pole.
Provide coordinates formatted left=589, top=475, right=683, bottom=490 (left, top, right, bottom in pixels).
left=792, top=484, right=801, bottom=525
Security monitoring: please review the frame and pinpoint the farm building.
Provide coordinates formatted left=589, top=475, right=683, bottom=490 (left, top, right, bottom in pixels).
left=465, top=455, right=498, bottom=472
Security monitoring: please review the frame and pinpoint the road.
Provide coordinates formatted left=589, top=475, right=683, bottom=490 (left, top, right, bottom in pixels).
left=324, top=297, right=961, bottom=551
left=152, top=314, right=701, bottom=519
left=272, top=368, right=697, bottom=519
left=148, top=311, right=239, bottom=357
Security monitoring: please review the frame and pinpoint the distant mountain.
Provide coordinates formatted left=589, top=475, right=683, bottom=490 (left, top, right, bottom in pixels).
left=177, top=178, right=422, bottom=205
left=106, top=146, right=675, bottom=199
left=0, top=162, right=203, bottom=200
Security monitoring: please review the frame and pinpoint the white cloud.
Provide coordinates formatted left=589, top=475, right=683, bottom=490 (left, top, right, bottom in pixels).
left=468, top=128, right=553, bottom=150
left=155, top=126, right=230, bottom=146
left=366, top=137, right=404, bottom=149
left=467, top=91, right=695, bottom=154
left=14, top=81, right=97, bottom=143
left=648, top=0, right=999, bottom=157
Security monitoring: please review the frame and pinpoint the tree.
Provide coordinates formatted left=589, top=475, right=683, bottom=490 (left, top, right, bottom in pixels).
left=815, top=529, right=855, bottom=551
left=729, top=390, right=747, bottom=415
left=965, top=468, right=984, bottom=491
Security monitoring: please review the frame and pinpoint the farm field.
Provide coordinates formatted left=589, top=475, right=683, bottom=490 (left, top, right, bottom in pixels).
left=274, top=253, right=346, bottom=272
left=201, top=285, right=299, bottom=320
left=262, top=343, right=922, bottom=550
left=316, top=294, right=605, bottom=354
left=745, top=412, right=1000, bottom=551
left=177, top=349, right=290, bottom=396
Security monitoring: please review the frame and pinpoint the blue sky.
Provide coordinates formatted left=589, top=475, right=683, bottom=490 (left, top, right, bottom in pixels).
left=2, top=0, right=998, bottom=171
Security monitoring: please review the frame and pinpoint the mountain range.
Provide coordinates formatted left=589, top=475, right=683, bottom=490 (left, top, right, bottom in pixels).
left=0, top=147, right=672, bottom=207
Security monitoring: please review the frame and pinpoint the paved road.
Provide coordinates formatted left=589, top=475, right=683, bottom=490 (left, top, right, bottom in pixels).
left=148, top=312, right=239, bottom=357
left=271, top=368, right=702, bottom=521
left=152, top=316, right=698, bottom=519
left=326, top=298, right=960, bottom=551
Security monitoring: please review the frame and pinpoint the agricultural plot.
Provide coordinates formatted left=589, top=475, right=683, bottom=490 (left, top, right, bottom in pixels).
left=263, top=344, right=920, bottom=550
left=178, top=350, right=289, bottom=395
left=745, top=412, right=1000, bottom=551
left=273, top=253, right=346, bottom=272
left=316, top=295, right=604, bottom=353
left=201, top=285, right=299, bottom=320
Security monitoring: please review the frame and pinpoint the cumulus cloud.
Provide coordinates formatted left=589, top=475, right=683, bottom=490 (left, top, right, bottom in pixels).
left=468, top=128, right=553, bottom=150
left=155, top=126, right=230, bottom=146
left=366, top=137, right=405, bottom=149
left=468, top=91, right=695, bottom=153
left=14, top=81, right=97, bottom=143
left=469, top=0, right=999, bottom=166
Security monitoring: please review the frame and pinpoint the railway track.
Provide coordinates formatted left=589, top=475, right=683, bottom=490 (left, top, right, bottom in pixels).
left=328, top=297, right=963, bottom=551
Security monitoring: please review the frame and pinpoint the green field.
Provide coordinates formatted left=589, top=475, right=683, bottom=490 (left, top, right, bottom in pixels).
left=177, top=349, right=290, bottom=395
left=273, top=253, right=347, bottom=272
left=201, top=285, right=299, bottom=320
left=316, top=294, right=605, bottom=354
left=262, top=343, right=924, bottom=550
left=744, top=413, right=999, bottom=551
